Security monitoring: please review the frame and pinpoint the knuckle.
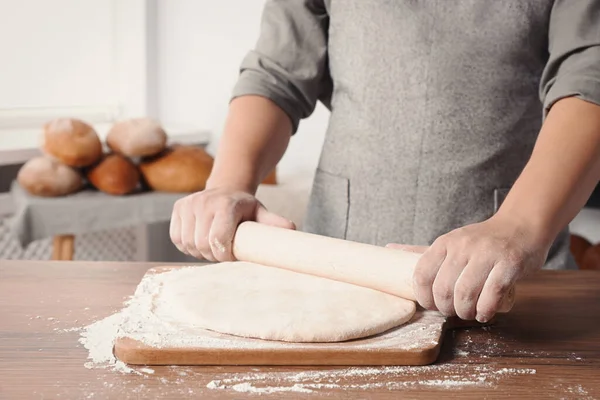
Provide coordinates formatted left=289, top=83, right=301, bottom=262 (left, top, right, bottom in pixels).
left=488, top=275, right=511, bottom=296
left=172, top=199, right=182, bottom=212
left=428, top=246, right=448, bottom=262
left=173, top=200, right=186, bottom=216
left=432, top=281, right=453, bottom=302
left=456, top=233, right=474, bottom=249
left=192, top=194, right=209, bottom=209
left=454, top=282, right=477, bottom=303
left=434, top=288, right=453, bottom=302
left=488, top=281, right=507, bottom=297
left=504, top=250, right=524, bottom=267
left=413, top=270, right=433, bottom=288
left=432, top=234, right=450, bottom=249
left=215, top=197, right=236, bottom=212
left=479, top=236, right=496, bottom=250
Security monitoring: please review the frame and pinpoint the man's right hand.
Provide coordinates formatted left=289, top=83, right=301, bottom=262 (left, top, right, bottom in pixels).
left=169, top=186, right=295, bottom=262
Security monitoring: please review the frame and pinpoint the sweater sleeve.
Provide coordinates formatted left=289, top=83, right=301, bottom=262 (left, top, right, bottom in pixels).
left=230, top=0, right=332, bottom=133
left=540, top=0, right=600, bottom=115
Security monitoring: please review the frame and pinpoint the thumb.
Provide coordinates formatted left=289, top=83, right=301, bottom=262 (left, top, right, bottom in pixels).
left=385, top=243, right=428, bottom=254
left=255, top=204, right=296, bottom=230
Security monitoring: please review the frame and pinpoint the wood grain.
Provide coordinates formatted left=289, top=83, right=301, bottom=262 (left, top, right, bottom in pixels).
left=1, top=260, right=599, bottom=399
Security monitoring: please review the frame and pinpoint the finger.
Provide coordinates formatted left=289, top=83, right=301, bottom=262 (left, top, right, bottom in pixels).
left=208, top=207, right=244, bottom=262
left=169, top=207, right=185, bottom=254
left=194, top=214, right=216, bottom=261
left=385, top=243, right=428, bottom=254
left=431, top=252, right=469, bottom=317
left=413, top=243, right=447, bottom=311
left=255, top=205, right=296, bottom=230
left=179, top=209, right=204, bottom=259
left=476, top=263, right=517, bottom=323
left=453, top=259, right=495, bottom=320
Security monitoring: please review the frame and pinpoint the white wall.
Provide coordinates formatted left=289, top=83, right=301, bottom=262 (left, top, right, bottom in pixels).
left=156, top=0, right=330, bottom=177
left=0, top=0, right=116, bottom=110
left=0, top=0, right=161, bottom=157
left=0, top=0, right=329, bottom=173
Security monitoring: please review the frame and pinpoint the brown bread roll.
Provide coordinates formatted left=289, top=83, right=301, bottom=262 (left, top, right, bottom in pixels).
left=41, top=118, right=103, bottom=167
left=106, top=118, right=167, bottom=158
left=86, top=154, right=140, bottom=195
left=139, top=145, right=213, bottom=193
left=17, top=156, right=84, bottom=197
left=570, top=234, right=592, bottom=268
left=581, top=243, right=600, bottom=271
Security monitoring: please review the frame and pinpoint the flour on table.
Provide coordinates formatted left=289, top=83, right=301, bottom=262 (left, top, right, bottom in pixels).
left=205, top=365, right=538, bottom=394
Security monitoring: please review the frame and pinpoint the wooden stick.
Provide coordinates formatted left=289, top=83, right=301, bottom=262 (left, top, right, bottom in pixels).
left=52, top=235, right=75, bottom=261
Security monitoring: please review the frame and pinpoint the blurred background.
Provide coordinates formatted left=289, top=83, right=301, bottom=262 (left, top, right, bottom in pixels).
left=0, top=0, right=598, bottom=266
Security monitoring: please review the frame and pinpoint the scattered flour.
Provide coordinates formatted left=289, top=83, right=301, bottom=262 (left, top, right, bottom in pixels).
left=552, top=382, right=595, bottom=400
left=139, top=367, right=155, bottom=374
left=79, top=312, right=139, bottom=374
left=204, top=365, right=538, bottom=394
left=454, top=348, right=470, bottom=357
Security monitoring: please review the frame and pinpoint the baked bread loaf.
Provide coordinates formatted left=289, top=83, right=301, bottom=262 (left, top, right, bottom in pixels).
left=41, top=118, right=103, bottom=167
left=139, top=145, right=213, bottom=193
left=581, top=243, right=600, bottom=270
left=86, top=154, right=140, bottom=195
left=17, top=156, right=84, bottom=197
left=106, top=118, right=167, bottom=157
left=570, top=234, right=592, bottom=268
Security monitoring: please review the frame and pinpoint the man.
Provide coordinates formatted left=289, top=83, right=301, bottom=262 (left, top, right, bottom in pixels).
left=170, top=0, right=600, bottom=323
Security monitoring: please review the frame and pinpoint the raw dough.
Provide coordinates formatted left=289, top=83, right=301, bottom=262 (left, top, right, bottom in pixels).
left=152, top=262, right=416, bottom=343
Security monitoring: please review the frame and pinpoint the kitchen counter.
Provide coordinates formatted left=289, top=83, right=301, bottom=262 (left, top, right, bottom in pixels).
left=1, top=260, right=599, bottom=399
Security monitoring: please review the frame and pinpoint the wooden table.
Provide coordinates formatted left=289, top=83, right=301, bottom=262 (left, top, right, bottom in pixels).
left=1, top=261, right=599, bottom=399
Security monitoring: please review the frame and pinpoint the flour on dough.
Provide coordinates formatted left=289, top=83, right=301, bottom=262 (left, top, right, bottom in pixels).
left=152, top=262, right=416, bottom=343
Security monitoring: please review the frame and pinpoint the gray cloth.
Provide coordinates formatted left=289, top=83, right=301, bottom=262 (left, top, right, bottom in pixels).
left=9, top=182, right=185, bottom=247
left=232, top=0, right=600, bottom=270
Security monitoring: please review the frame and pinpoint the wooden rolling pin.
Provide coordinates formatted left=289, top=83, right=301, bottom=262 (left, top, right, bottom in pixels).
left=232, top=221, right=515, bottom=314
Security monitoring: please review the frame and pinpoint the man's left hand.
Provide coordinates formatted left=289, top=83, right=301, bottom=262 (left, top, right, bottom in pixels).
left=387, top=215, right=550, bottom=322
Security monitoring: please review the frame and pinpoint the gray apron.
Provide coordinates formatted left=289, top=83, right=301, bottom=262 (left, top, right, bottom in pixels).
left=233, top=0, right=600, bottom=271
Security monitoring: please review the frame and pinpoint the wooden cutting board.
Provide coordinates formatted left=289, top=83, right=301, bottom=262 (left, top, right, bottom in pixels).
left=113, top=266, right=482, bottom=366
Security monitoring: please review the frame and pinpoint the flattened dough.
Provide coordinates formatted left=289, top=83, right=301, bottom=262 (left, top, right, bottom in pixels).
left=153, top=262, right=416, bottom=343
